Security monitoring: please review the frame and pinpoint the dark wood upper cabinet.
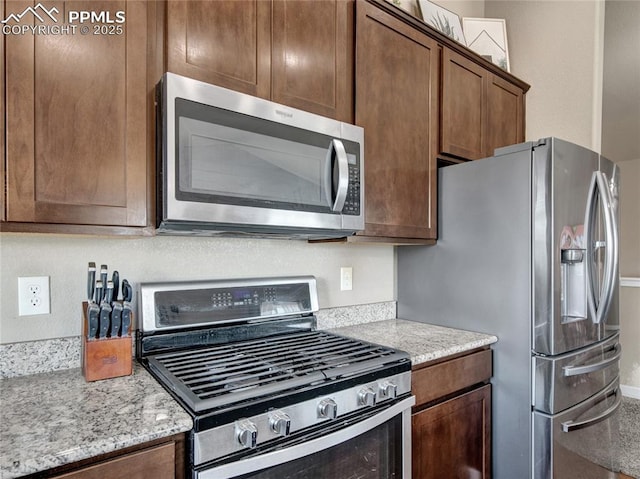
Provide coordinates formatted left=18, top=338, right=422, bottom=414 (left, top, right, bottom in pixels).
left=166, top=0, right=354, bottom=122
left=166, top=0, right=272, bottom=100
left=354, top=1, right=439, bottom=242
left=2, top=0, right=527, bottom=238
left=271, top=0, right=354, bottom=122
left=441, top=47, right=526, bottom=161
left=441, top=49, right=486, bottom=160
left=3, top=0, right=151, bottom=231
left=487, top=74, right=525, bottom=155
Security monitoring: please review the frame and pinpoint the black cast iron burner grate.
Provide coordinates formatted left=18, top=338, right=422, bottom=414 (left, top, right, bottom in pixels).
left=146, top=330, right=409, bottom=413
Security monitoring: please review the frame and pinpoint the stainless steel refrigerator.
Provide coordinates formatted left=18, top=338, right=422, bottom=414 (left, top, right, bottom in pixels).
left=397, top=138, right=621, bottom=479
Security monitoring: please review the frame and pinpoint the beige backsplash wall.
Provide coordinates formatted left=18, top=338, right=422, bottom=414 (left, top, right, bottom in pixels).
left=0, top=234, right=394, bottom=344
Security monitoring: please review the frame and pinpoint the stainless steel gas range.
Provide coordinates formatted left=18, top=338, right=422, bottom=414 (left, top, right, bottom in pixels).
left=136, top=276, right=414, bottom=479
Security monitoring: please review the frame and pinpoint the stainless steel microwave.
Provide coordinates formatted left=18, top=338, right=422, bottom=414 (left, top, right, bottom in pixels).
left=157, top=73, right=364, bottom=239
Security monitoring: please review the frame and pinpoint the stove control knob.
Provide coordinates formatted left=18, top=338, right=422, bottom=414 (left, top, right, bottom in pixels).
left=379, top=381, right=398, bottom=400
left=236, top=419, right=258, bottom=449
left=269, top=411, right=291, bottom=437
left=358, top=386, right=377, bottom=407
left=318, top=398, right=338, bottom=419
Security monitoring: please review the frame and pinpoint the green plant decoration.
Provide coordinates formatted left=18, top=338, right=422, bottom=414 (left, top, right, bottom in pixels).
left=430, top=12, right=458, bottom=41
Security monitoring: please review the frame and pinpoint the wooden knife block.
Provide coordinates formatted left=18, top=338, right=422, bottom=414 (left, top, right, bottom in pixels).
left=81, top=302, right=133, bottom=382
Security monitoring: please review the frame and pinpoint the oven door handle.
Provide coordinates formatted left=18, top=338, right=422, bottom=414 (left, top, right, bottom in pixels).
left=196, top=396, right=416, bottom=479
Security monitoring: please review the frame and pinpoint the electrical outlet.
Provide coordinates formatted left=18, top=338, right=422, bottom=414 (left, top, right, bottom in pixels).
left=340, top=267, right=353, bottom=291
left=18, top=276, right=50, bottom=316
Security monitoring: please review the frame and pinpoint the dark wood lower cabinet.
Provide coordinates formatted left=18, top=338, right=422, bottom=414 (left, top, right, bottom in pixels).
left=411, top=349, right=492, bottom=479
left=34, top=434, right=186, bottom=479
left=412, top=385, right=491, bottom=479
left=52, top=443, right=175, bottom=479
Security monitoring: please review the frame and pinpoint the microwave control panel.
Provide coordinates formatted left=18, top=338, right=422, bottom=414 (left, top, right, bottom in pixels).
left=344, top=165, right=361, bottom=216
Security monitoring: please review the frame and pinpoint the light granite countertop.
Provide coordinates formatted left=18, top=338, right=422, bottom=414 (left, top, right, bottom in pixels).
left=0, top=364, right=193, bottom=479
left=327, top=317, right=498, bottom=365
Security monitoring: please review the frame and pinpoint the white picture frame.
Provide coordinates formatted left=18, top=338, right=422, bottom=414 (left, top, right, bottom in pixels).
left=418, top=0, right=466, bottom=46
left=462, top=17, right=510, bottom=72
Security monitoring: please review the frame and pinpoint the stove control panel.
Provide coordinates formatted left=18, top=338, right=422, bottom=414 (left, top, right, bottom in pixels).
left=140, top=276, right=319, bottom=333
left=194, top=371, right=412, bottom=462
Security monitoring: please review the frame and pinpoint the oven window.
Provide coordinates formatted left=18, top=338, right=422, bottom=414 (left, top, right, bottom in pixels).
left=234, top=414, right=403, bottom=479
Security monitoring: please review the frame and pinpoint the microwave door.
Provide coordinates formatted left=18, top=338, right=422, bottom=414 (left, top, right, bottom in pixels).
left=177, top=115, right=329, bottom=209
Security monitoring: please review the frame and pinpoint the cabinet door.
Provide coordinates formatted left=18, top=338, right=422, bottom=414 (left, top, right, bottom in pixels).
left=487, top=74, right=524, bottom=155
left=412, top=384, right=492, bottom=479
left=355, top=1, right=439, bottom=240
left=1, top=0, right=5, bottom=222
left=5, top=0, right=148, bottom=227
left=272, top=0, right=353, bottom=122
left=53, top=442, right=175, bottom=479
left=441, top=48, right=486, bottom=161
left=441, top=48, right=526, bottom=161
left=166, top=0, right=271, bottom=99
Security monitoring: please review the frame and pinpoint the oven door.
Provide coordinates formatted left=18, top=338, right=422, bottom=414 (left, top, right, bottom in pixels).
left=195, top=396, right=414, bottom=479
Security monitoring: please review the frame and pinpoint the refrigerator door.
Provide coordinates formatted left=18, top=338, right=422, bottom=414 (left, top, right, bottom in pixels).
left=533, top=333, right=621, bottom=414
left=533, top=138, right=619, bottom=356
left=533, top=378, right=621, bottom=479
left=589, top=157, right=620, bottom=332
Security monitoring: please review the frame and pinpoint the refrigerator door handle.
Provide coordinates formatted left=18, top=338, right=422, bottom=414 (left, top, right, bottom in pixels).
left=561, top=387, right=621, bottom=433
left=584, top=171, right=619, bottom=324
left=562, top=343, right=622, bottom=377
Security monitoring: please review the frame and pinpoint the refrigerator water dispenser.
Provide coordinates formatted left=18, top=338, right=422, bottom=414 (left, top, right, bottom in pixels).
left=561, top=249, right=587, bottom=322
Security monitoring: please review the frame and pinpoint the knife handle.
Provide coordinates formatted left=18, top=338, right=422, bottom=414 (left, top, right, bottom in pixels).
left=100, top=265, right=108, bottom=300
left=98, top=303, right=112, bottom=339
left=95, top=280, right=103, bottom=304
left=105, top=280, right=114, bottom=304
left=110, top=302, right=123, bottom=337
left=122, top=280, right=132, bottom=302
left=87, top=303, right=100, bottom=340
left=121, top=302, right=132, bottom=337
left=87, top=262, right=96, bottom=302
left=112, top=271, right=120, bottom=301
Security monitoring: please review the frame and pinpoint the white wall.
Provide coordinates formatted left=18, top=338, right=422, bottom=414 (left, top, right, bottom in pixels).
left=486, top=0, right=605, bottom=151
left=0, top=234, right=394, bottom=343
left=618, top=158, right=640, bottom=392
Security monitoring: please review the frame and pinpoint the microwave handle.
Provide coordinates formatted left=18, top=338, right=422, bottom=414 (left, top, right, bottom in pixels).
left=327, top=139, right=350, bottom=212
